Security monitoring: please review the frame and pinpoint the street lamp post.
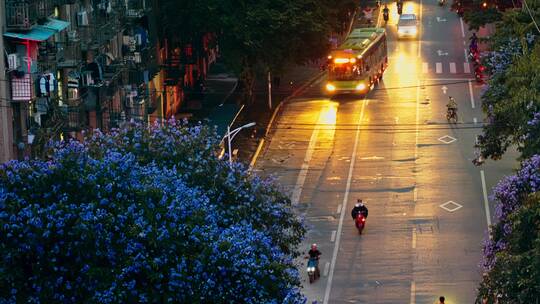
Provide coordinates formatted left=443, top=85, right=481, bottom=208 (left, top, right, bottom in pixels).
left=225, top=122, right=256, bottom=165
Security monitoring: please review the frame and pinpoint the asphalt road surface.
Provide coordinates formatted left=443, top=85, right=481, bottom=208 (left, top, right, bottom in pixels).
left=253, top=1, right=518, bottom=303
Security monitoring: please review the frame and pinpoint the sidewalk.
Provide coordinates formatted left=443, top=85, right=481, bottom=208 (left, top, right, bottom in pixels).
left=179, top=62, right=240, bottom=138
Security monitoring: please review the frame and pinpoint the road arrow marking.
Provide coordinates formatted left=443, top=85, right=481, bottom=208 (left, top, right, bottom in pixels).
left=438, top=135, right=457, bottom=144
left=436, top=16, right=447, bottom=22
left=441, top=86, right=448, bottom=94
left=437, top=50, right=449, bottom=56
left=440, top=200, right=463, bottom=212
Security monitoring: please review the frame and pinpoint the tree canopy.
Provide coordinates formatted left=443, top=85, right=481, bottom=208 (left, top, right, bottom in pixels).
left=478, top=156, right=540, bottom=303
left=0, top=120, right=306, bottom=303
left=156, top=0, right=357, bottom=102
left=475, top=3, right=540, bottom=160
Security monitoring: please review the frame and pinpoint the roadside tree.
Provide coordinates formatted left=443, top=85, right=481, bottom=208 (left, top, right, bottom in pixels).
left=0, top=120, right=305, bottom=303
left=478, top=156, right=540, bottom=303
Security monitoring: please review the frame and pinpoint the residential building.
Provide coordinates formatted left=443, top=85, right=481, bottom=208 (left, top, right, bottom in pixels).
left=0, top=0, right=218, bottom=161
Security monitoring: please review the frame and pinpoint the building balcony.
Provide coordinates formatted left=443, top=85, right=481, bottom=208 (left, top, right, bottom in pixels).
left=5, top=0, right=55, bottom=31
left=60, top=98, right=87, bottom=131
left=56, top=41, right=82, bottom=68
left=124, top=0, right=151, bottom=18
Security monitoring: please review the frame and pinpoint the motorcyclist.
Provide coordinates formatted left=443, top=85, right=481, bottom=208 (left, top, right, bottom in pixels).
left=351, top=199, right=369, bottom=220
left=438, top=296, right=446, bottom=304
left=383, top=5, right=389, bottom=20
left=446, top=96, right=458, bottom=117
left=308, top=243, right=322, bottom=260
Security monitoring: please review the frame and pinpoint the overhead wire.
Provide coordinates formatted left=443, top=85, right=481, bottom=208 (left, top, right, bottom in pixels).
left=522, top=0, right=540, bottom=34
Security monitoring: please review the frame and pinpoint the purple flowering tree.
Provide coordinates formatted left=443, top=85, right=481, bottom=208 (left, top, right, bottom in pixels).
left=477, top=34, right=539, bottom=161
left=477, top=155, right=540, bottom=303
left=0, top=120, right=306, bottom=303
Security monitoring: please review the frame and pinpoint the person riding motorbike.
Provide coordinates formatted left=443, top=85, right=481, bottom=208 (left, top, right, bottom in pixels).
left=446, top=96, right=458, bottom=118
left=383, top=5, right=389, bottom=22
left=351, top=199, right=369, bottom=220
left=308, top=243, right=322, bottom=260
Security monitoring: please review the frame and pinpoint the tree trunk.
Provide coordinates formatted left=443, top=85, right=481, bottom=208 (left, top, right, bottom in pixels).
left=239, top=59, right=255, bottom=105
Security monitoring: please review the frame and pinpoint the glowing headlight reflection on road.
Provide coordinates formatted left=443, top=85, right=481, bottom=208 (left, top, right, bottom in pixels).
left=320, top=102, right=337, bottom=125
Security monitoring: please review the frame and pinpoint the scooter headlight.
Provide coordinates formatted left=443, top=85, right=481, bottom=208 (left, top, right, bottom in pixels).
left=307, top=267, right=315, bottom=272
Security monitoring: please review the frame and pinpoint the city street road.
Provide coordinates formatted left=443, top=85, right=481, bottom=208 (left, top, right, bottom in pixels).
left=253, top=1, right=519, bottom=303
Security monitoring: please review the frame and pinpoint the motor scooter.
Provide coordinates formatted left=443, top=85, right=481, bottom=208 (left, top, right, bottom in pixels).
left=383, top=11, right=389, bottom=22
left=446, top=108, right=458, bottom=123
left=355, top=213, right=367, bottom=234
left=438, top=0, right=446, bottom=6
left=307, top=258, right=320, bottom=283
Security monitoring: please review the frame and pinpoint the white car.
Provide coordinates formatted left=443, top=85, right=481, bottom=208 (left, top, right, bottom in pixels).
left=397, top=14, right=418, bottom=38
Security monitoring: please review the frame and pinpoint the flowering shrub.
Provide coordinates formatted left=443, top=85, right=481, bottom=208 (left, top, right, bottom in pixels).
left=478, top=156, right=540, bottom=302
left=477, top=36, right=540, bottom=160
left=0, top=120, right=306, bottom=303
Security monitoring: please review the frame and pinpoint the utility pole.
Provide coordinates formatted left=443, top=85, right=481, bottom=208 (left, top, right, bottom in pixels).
left=0, top=0, right=15, bottom=163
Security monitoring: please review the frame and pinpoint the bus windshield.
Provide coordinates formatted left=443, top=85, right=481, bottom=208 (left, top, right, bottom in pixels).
left=328, top=64, right=361, bottom=81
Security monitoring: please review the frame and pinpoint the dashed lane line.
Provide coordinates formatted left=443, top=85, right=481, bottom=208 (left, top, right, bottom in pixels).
left=323, top=99, right=367, bottom=304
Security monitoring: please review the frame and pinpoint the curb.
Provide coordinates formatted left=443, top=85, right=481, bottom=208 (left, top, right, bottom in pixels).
left=249, top=71, right=326, bottom=171
left=248, top=9, right=370, bottom=171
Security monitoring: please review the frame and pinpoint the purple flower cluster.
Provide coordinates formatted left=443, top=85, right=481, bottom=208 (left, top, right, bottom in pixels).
left=0, top=119, right=306, bottom=303
left=481, top=155, right=540, bottom=271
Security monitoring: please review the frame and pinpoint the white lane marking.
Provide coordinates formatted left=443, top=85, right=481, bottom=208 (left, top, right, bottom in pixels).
left=414, top=187, right=418, bottom=202
left=464, top=48, right=469, bottom=63
left=323, top=99, right=366, bottom=304
left=468, top=80, right=476, bottom=108
left=410, top=281, right=416, bottom=304
left=436, top=62, right=442, bottom=74
left=480, top=170, right=492, bottom=229
left=291, top=113, right=323, bottom=205
left=415, top=79, right=420, bottom=161
left=412, top=228, right=417, bottom=249
left=418, top=0, right=423, bottom=58
left=473, top=117, right=478, bottom=124
left=460, top=17, right=465, bottom=38
left=464, top=62, right=471, bottom=74
left=323, top=262, right=330, bottom=276
left=331, top=230, right=336, bottom=242
left=336, top=204, right=342, bottom=214
left=450, top=62, right=457, bottom=74
left=422, top=62, right=428, bottom=73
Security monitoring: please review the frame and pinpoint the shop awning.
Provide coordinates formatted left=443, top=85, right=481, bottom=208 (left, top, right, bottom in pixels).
left=3, top=18, right=70, bottom=41
left=3, top=27, right=56, bottom=41
left=41, top=18, right=70, bottom=32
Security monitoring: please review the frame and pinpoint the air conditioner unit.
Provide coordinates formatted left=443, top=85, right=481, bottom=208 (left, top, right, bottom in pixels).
left=77, top=11, right=89, bottom=26
left=7, top=54, right=19, bottom=70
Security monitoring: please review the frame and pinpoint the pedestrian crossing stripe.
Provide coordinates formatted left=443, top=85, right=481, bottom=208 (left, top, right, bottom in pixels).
left=387, top=62, right=474, bottom=74
left=419, top=62, right=472, bottom=74
left=436, top=62, right=442, bottom=74
left=449, top=62, right=456, bottom=74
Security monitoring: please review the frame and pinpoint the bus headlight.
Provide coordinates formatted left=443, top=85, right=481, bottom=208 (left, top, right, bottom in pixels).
left=326, top=83, right=336, bottom=92
left=356, top=83, right=366, bottom=91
